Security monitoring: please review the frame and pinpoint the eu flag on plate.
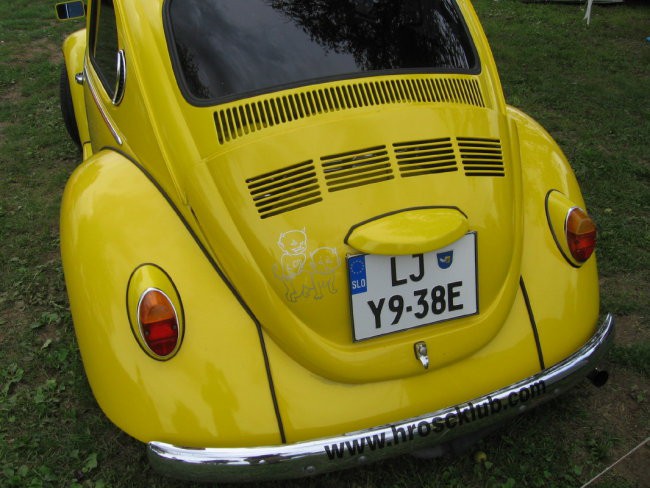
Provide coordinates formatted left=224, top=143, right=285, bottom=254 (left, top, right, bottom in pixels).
left=348, top=255, right=368, bottom=295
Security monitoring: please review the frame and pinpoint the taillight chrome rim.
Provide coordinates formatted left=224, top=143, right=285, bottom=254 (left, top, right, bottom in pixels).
left=136, top=287, right=181, bottom=360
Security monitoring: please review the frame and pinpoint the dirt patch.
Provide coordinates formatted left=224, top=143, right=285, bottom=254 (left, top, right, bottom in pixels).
left=11, top=36, right=63, bottom=65
left=575, top=363, right=650, bottom=487
left=0, top=121, right=8, bottom=146
left=0, top=82, right=21, bottom=104
left=601, top=274, right=650, bottom=313
left=614, top=314, right=648, bottom=347
left=589, top=438, right=650, bottom=488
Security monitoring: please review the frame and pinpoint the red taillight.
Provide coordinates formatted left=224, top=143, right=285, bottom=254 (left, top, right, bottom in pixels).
left=566, top=207, right=597, bottom=263
left=138, top=289, right=179, bottom=358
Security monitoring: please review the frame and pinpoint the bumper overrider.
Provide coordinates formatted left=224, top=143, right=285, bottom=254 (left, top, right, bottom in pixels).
left=148, top=314, right=614, bottom=483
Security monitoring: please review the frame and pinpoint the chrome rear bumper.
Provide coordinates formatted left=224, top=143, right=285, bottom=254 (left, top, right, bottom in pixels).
left=148, top=314, right=614, bottom=483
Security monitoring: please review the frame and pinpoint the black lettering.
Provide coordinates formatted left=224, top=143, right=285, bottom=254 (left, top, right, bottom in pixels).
left=324, top=442, right=346, bottom=460
left=447, top=281, right=463, bottom=312
left=417, top=421, right=431, bottom=437
left=530, top=380, right=546, bottom=397
left=407, top=424, right=416, bottom=440
left=467, top=401, right=477, bottom=421
left=455, top=405, right=472, bottom=425
left=413, top=289, right=429, bottom=318
left=368, top=299, right=385, bottom=329
left=432, top=417, right=445, bottom=433
left=346, top=389, right=535, bottom=461
left=409, top=254, right=425, bottom=282
left=445, top=413, right=458, bottom=428
left=388, top=295, right=404, bottom=325
left=476, top=402, right=489, bottom=418
left=390, top=258, right=407, bottom=286
left=365, top=433, right=386, bottom=450
left=508, top=391, right=519, bottom=407
left=488, top=395, right=502, bottom=414
left=519, top=388, right=530, bottom=403
left=345, top=438, right=365, bottom=455
left=391, top=425, right=408, bottom=444
left=431, top=286, right=446, bottom=315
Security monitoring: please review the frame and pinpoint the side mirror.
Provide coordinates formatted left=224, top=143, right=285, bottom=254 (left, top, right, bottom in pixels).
left=55, top=1, right=86, bottom=20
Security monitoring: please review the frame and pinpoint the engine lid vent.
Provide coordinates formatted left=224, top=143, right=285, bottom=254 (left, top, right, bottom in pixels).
left=245, top=137, right=505, bottom=219
left=321, top=145, right=393, bottom=192
left=215, top=76, right=485, bottom=144
left=246, top=160, right=322, bottom=219
left=394, top=138, right=458, bottom=177
left=458, top=138, right=505, bottom=177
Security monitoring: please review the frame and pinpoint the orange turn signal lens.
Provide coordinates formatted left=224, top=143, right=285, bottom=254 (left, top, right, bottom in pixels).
left=566, top=207, right=597, bottom=263
left=137, top=289, right=179, bottom=358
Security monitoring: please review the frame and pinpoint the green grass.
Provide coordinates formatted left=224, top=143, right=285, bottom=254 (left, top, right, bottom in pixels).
left=1, top=1, right=648, bottom=487
left=478, top=0, right=649, bottom=279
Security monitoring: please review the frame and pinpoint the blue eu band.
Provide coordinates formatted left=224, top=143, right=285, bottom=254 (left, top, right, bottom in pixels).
left=348, top=255, right=368, bottom=295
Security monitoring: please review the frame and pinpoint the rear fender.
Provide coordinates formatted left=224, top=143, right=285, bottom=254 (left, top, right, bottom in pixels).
left=508, top=106, right=600, bottom=368
left=60, top=150, right=282, bottom=447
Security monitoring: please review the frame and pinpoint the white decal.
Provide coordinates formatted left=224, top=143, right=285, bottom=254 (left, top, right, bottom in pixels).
left=273, top=229, right=340, bottom=302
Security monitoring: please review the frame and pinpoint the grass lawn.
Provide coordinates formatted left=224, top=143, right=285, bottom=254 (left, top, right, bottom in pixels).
left=0, top=1, right=648, bottom=487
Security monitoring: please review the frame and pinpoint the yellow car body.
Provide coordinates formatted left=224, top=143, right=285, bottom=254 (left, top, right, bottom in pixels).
left=58, top=0, right=613, bottom=482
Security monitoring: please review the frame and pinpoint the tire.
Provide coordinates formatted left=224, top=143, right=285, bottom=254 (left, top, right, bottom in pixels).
left=60, top=63, right=81, bottom=147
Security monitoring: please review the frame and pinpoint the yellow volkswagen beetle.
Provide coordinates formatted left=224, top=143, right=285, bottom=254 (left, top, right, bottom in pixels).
left=57, top=0, right=614, bottom=482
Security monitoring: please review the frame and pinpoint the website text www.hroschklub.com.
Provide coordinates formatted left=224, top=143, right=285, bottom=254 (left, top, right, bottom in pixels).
left=324, top=380, right=546, bottom=460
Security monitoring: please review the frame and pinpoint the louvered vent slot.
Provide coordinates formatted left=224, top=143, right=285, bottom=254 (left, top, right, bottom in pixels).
left=321, top=146, right=393, bottom=192
left=246, top=160, right=322, bottom=219
left=458, top=138, right=505, bottom=177
left=215, top=77, right=485, bottom=144
left=394, top=138, right=457, bottom=177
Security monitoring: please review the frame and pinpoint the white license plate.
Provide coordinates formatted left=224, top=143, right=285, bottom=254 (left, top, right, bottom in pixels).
left=347, top=233, right=478, bottom=341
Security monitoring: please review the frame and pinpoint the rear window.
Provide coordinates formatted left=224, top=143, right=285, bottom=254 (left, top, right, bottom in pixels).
left=165, top=0, right=478, bottom=103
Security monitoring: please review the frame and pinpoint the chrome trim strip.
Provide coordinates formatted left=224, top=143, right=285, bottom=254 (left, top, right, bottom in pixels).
left=148, top=314, right=614, bottom=483
left=112, top=50, right=126, bottom=105
left=84, top=59, right=123, bottom=145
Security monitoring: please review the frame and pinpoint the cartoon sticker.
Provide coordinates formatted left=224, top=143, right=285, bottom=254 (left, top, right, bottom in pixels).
left=273, top=229, right=340, bottom=302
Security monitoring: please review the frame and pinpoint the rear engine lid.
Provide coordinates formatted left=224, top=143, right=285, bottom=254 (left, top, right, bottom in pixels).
left=185, top=85, right=521, bottom=383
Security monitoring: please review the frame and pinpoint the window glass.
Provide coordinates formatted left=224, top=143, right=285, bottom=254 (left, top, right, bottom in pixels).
left=166, top=0, right=478, bottom=103
left=91, top=0, right=119, bottom=97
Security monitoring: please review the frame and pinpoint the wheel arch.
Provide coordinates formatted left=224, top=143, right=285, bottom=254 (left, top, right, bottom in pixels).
left=60, top=149, right=284, bottom=446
